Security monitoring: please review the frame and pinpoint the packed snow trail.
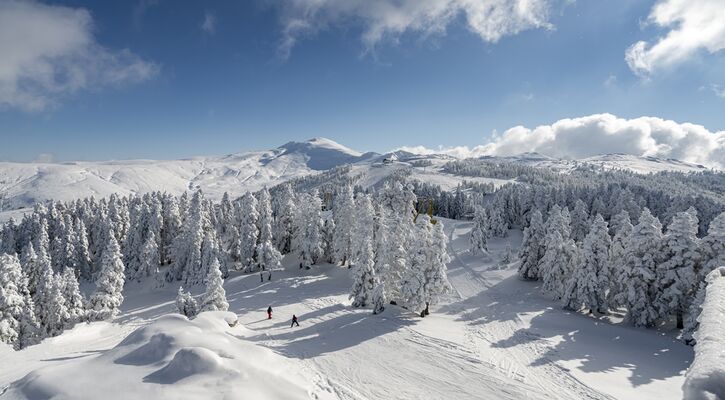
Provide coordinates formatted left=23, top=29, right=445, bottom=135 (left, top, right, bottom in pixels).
left=1, top=220, right=692, bottom=400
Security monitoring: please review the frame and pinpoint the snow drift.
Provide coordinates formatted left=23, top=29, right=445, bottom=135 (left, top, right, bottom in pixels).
left=3, top=312, right=338, bottom=400
left=683, top=267, right=725, bottom=400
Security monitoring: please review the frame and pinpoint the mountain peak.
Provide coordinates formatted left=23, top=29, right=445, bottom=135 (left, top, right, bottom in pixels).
left=276, top=137, right=373, bottom=170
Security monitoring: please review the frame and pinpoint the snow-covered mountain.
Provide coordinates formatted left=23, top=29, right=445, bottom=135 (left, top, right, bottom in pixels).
left=0, top=137, right=712, bottom=215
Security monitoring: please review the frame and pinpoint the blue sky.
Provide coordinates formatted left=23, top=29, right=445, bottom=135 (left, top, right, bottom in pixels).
left=1, top=0, right=724, bottom=163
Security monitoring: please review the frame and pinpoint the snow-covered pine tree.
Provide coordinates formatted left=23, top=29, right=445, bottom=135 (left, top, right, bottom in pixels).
left=322, top=217, right=336, bottom=263
left=1, top=218, right=17, bottom=255
left=349, top=194, right=376, bottom=308
left=199, top=229, right=227, bottom=282
left=238, top=192, right=259, bottom=272
left=607, top=210, right=633, bottom=308
left=136, top=232, right=160, bottom=281
left=74, top=218, right=92, bottom=281
left=699, top=211, right=724, bottom=280
left=273, top=183, right=296, bottom=254
left=20, top=242, right=41, bottom=297
left=36, top=263, right=69, bottom=337
left=88, top=233, right=126, bottom=321
left=488, top=206, right=508, bottom=238
left=161, top=194, right=182, bottom=265
left=295, top=190, right=323, bottom=269
left=423, top=218, right=452, bottom=315
left=539, top=206, right=576, bottom=299
left=619, top=208, right=663, bottom=328
left=518, top=209, right=545, bottom=280
left=0, top=253, right=41, bottom=349
left=332, top=184, right=355, bottom=265
left=176, top=286, right=199, bottom=318
left=371, top=276, right=386, bottom=315
left=200, top=258, right=228, bottom=312
left=60, top=266, right=85, bottom=327
left=655, top=208, right=700, bottom=328
left=254, top=187, right=281, bottom=273
left=469, top=206, right=488, bottom=255
left=374, top=181, right=416, bottom=302
left=563, top=215, right=611, bottom=313
left=570, top=199, right=590, bottom=243
left=170, top=190, right=207, bottom=284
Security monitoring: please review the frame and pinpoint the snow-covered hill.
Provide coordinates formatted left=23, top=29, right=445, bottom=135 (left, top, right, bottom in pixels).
left=0, top=138, right=713, bottom=217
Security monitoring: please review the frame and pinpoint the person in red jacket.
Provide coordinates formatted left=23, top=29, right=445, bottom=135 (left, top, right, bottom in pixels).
left=267, top=306, right=273, bottom=319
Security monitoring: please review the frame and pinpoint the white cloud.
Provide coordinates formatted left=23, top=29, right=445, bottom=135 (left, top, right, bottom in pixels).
left=625, top=0, right=725, bottom=76
left=398, top=114, right=725, bottom=169
left=273, top=0, right=557, bottom=59
left=711, top=84, right=725, bottom=98
left=201, top=11, right=216, bottom=35
left=0, top=0, right=159, bottom=111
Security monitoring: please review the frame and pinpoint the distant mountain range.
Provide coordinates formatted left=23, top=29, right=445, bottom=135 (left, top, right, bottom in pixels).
left=0, top=137, right=712, bottom=217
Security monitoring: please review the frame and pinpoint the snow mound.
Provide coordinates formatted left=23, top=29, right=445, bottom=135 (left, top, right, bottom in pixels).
left=4, top=312, right=338, bottom=400
left=683, top=267, right=725, bottom=400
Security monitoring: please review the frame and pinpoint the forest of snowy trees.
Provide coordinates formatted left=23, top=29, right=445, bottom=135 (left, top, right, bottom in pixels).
left=1, top=157, right=723, bottom=350
left=0, top=178, right=451, bottom=350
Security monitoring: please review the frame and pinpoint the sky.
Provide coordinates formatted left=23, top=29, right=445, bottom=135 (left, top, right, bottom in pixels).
left=0, top=0, right=724, bottom=167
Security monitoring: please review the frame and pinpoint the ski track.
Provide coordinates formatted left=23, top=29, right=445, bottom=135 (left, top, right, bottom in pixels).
left=444, top=223, right=614, bottom=400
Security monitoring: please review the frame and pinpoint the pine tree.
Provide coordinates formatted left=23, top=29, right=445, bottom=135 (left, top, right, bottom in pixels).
left=60, top=266, right=85, bottom=327
left=469, top=206, right=488, bottom=255
left=170, top=190, right=207, bottom=284
left=332, top=185, right=355, bottom=265
left=570, top=199, right=590, bottom=242
left=488, top=207, right=508, bottom=238
left=322, top=217, right=336, bottom=263
left=136, top=232, right=160, bottom=281
left=200, top=229, right=226, bottom=282
left=563, top=215, right=611, bottom=313
left=200, top=258, right=228, bottom=312
left=608, top=211, right=633, bottom=308
left=273, top=184, right=296, bottom=254
left=655, top=209, right=700, bottom=328
left=0, top=254, right=41, bottom=349
left=349, top=194, right=377, bottom=308
left=295, top=190, right=323, bottom=269
left=699, top=211, right=725, bottom=280
left=88, top=233, right=125, bottom=321
left=176, top=286, right=199, bottom=318
left=619, top=209, right=663, bottom=328
left=238, top=192, right=259, bottom=271
left=518, top=209, right=545, bottom=280
left=255, top=187, right=281, bottom=273
left=422, top=218, right=452, bottom=315
left=538, top=205, right=575, bottom=298
left=20, top=242, right=41, bottom=297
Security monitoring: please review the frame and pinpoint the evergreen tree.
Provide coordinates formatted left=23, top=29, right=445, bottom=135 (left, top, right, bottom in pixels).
left=176, top=286, right=199, bottom=318
left=200, top=258, right=228, bottom=312
left=0, top=254, right=41, bottom=349
left=170, top=190, right=207, bottom=284
left=60, top=266, right=85, bottom=327
left=619, top=209, right=663, bottom=328
left=74, top=219, right=92, bottom=281
left=570, top=199, right=590, bottom=242
left=321, top=217, right=336, bottom=263
left=469, top=206, right=488, bottom=255
left=20, top=242, right=41, bottom=297
left=518, top=209, right=545, bottom=280
left=295, top=190, right=323, bottom=269
left=238, top=192, right=259, bottom=271
left=332, top=185, right=355, bottom=265
left=607, top=211, right=633, bottom=308
left=136, top=232, right=160, bottom=281
left=200, top=229, right=226, bottom=282
left=88, top=233, right=126, bottom=320
left=488, top=207, right=508, bottom=238
left=655, top=209, right=700, bottom=328
left=699, top=211, right=725, bottom=280
left=273, top=184, right=296, bottom=254
left=349, top=194, right=376, bottom=308
left=563, top=215, right=611, bottom=313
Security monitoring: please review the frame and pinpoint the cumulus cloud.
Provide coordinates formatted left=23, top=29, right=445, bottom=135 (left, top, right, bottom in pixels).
left=398, top=114, right=725, bottom=169
left=201, top=11, right=216, bottom=35
left=625, top=0, right=725, bottom=76
left=0, top=0, right=159, bottom=111
left=273, top=0, right=557, bottom=59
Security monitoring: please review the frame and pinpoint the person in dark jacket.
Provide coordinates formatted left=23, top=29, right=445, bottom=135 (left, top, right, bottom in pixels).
left=291, top=314, right=299, bottom=327
left=267, top=306, right=273, bottom=319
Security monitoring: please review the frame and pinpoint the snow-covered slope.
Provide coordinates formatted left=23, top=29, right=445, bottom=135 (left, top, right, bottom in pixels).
left=2, top=312, right=337, bottom=400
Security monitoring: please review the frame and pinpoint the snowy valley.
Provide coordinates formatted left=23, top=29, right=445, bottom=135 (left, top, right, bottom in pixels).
left=0, top=138, right=724, bottom=400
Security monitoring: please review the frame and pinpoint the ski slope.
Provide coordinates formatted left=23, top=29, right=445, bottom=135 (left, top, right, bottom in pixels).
left=0, top=220, right=692, bottom=400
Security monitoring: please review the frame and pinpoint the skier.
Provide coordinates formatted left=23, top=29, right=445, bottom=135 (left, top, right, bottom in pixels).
left=267, top=306, right=273, bottom=319
left=260, top=271, right=264, bottom=283
left=268, top=270, right=272, bottom=281
left=291, top=314, right=299, bottom=327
